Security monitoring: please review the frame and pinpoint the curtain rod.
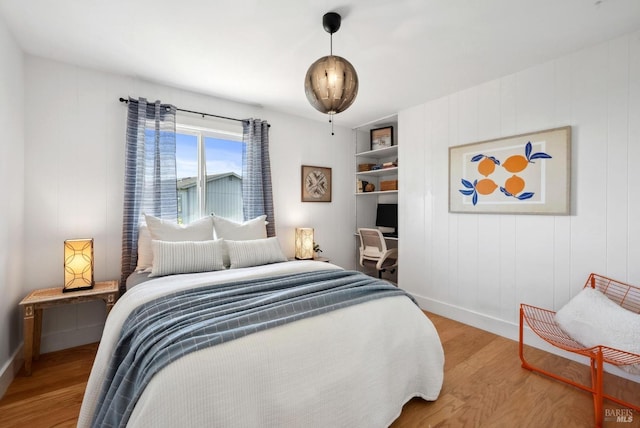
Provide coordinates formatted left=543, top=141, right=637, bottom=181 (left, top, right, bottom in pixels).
left=118, top=97, right=262, bottom=126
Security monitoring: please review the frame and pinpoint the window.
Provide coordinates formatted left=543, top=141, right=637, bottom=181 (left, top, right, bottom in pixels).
left=176, top=122, right=244, bottom=224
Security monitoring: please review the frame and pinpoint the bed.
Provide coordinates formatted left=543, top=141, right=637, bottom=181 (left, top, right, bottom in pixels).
left=78, top=216, right=444, bottom=427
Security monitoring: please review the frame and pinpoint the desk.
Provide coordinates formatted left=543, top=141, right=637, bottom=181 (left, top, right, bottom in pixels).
left=19, top=280, right=119, bottom=375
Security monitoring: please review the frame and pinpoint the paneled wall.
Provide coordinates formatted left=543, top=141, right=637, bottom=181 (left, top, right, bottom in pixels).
left=399, top=31, right=640, bottom=344
left=21, top=56, right=353, bottom=354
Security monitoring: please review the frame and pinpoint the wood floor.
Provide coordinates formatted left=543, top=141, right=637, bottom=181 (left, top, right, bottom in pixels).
left=0, top=313, right=638, bottom=427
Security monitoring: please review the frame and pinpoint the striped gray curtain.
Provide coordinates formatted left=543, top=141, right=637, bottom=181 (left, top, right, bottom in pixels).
left=120, top=98, right=177, bottom=290
left=242, top=119, right=275, bottom=237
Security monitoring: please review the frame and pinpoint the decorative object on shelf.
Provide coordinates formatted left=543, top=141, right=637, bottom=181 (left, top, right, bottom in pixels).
left=63, top=238, right=94, bottom=292
left=301, top=165, right=332, bottom=202
left=380, top=180, right=398, bottom=191
left=356, top=180, right=367, bottom=193
left=449, top=126, right=571, bottom=215
left=370, top=126, right=394, bottom=151
left=294, top=227, right=314, bottom=259
left=358, top=163, right=376, bottom=172
left=382, top=160, right=398, bottom=169
left=364, top=182, right=375, bottom=192
left=304, top=12, right=359, bottom=133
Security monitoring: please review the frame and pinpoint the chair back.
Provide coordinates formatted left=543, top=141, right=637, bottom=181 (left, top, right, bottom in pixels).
left=358, top=228, right=387, bottom=260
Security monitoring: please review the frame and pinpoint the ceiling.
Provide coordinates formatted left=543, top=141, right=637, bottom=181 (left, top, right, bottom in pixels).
left=1, top=0, right=639, bottom=127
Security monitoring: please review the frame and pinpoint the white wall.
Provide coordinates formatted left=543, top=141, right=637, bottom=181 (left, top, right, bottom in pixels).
left=0, top=14, right=24, bottom=396
left=20, top=56, right=352, bottom=356
left=399, top=31, right=640, bottom=349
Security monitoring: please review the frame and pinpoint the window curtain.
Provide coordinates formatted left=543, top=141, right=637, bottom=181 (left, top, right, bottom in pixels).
left=120, top=98, right=177, bottom=290
left=242, top=119, right=275, bottom=237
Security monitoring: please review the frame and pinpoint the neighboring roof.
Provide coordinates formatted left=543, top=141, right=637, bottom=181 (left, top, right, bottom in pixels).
left=177, top=172, right=241, bottom=190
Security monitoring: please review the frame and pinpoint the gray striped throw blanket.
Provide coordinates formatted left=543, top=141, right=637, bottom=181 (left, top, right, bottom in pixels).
left=91, top=269, right=414, bottom=427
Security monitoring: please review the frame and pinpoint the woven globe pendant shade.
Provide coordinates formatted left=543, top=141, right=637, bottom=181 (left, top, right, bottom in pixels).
left=304, top=55, right=358, bottom=114
left=304, top=12, right=358, bottom=116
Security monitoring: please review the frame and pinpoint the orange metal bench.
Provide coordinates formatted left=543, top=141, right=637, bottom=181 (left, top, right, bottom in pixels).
left=519, top=273, right=640, bottom=427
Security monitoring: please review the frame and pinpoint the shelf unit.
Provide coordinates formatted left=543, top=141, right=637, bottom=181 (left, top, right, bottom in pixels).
left=353, top=114, right=399, bottom=277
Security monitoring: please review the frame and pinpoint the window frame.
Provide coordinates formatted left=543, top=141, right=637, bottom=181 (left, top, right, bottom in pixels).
left=176, top=122, right=243, bottom=222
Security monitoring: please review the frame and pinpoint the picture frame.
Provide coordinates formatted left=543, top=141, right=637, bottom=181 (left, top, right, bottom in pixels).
left=301, top=165, right=332, bottom=202
left=449, top=126, right=571, bottom=215
left=370, top=126, right=394, bottom=151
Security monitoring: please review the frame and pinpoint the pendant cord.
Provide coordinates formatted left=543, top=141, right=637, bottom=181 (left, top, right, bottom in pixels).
left=330, top=33, right=333, bottom=56
left=329, top=31, right=334, bottom=135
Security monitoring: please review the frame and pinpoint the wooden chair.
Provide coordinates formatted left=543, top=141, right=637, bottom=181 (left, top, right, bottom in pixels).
left=519, top=273, right=640, bottom=427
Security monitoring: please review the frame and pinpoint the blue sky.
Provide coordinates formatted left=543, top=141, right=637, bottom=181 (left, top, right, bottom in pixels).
left=176, top=133, right=243, bottom=178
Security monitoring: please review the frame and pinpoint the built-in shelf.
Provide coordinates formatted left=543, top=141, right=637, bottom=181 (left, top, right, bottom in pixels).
left=355, top=145, right=398, bottom=160
left=355, top=166, right=398, bottom=178
left=355, top=190, right=398, bottom=196
left=353, top=114, right=399, bottom=276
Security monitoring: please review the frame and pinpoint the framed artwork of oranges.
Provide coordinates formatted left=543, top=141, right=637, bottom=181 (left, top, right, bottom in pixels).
left=449, top=126, right=571, bottom=214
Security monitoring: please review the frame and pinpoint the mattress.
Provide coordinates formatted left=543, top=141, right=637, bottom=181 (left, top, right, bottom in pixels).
left=79, top=260, right=444, bottom=427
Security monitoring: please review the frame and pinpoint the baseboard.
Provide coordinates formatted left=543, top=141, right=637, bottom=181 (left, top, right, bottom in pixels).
left=414, top=294, right=640, bottom=383
left=0, top=344, right=23, bottom=399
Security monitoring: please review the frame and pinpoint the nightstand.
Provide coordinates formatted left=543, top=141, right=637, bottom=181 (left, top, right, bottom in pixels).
left=19, top=280, right=119, bottom=375
left=288, top=257, right=330, bottom=263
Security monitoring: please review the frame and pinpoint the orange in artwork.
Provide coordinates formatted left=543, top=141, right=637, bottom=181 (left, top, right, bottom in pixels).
left=477, top=157, right=496, bottom=177
left=504, top=175, right=525, bottom=195
left=502, top=155, right=528, bottom=173
left=475, top=178, right=498, bottom=195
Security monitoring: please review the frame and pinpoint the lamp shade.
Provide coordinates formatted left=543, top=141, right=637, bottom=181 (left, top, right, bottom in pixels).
left=304, top=55, right=358, bottom=115
left=294, top=228, right=315, bottom=260
left=63, top=238, right=94, bottom=292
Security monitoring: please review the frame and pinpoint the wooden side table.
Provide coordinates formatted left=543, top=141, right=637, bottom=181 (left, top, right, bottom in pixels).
left=288, top=257, right=330, bottom=263
left=19, top=280, right=119, bottom=375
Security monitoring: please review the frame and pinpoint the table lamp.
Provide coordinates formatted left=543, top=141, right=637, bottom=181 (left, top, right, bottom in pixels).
left=294, top=228, right=314, bottom=260
left=63, top=238, right=94, bottom=292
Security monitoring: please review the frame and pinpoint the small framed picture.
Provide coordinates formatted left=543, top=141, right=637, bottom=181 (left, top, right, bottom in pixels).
left=370, top=126, right=394, bottom=151
left=301, top=165, right=332, bottom=202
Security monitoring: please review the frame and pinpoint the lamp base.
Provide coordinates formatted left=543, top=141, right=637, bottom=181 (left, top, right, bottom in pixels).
left=63, top=283, right=95, bottom=293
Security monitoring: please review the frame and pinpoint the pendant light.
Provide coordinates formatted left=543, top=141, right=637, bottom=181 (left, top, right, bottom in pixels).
left=304, top=12, right=359, bottom=131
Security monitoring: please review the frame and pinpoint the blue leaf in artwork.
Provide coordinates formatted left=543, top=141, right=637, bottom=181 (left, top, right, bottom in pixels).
left=500, top=187, right=513, bottom=197
left=530, top=153, right=552, bottom=160
left=461, top=178, right=474, bottom=189
left=518, top=192, right=535, bottom=200
left=488, top=156, right=501, bottom=165
left=471, top=154, right=484, bottom=162
left=459, top=189, right=475, bottom=196
left=472, top=192, right=478, bottom=206
left=525, top=142, right=532, bottom=159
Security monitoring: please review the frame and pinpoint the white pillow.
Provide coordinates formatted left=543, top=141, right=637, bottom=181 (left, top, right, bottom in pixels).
left=212, top=215, right=267, bottom=266
left=149, top=239, right=226, bottom=277
left=555, top=287, right=640, bottom=374
left=226, top=237, right=287, bottom=269
left=211, top=214, right=267, bottom=240
left=145, top=214, right=214, bottom=241
left=135, top=224, right=153, bottom=271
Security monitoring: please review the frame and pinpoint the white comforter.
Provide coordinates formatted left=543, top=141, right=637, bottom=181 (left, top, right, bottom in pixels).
left=78, top=261, right=444, bottom=427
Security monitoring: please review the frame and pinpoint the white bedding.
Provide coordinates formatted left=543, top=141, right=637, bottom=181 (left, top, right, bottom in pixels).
left=78, top=261, right=444, bottom=427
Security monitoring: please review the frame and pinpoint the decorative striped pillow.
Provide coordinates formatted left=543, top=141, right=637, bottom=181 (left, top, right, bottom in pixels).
left=212, top=215, right=268, bottom=267
left=149, top=239, right=225, bottom=277
left=226, top=237, right=287, bottom=269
